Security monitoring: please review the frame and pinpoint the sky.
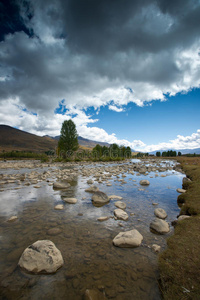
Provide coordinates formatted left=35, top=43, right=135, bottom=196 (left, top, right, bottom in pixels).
left=0, top=0, right=200, bottom=152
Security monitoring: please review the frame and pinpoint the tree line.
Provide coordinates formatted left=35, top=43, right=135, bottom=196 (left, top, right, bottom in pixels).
left=156, top=150, right=181, bottom=157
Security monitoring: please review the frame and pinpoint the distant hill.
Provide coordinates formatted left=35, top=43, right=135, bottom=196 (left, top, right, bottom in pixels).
left=0, top=125, right=57, bottom=152
left=0, top=125, right=110, bottom=153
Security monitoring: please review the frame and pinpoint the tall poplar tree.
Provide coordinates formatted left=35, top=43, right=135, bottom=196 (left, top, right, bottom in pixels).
left=58, top=120, right=79, bottom=153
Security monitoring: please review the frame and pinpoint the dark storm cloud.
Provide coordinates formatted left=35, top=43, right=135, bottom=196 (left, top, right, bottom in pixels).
left=0, top=0, right=33, bottom=41
left=0, top=0, right=200, bottom=118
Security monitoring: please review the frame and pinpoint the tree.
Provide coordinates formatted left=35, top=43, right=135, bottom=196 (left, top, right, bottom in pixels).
left=58, top=120, right=79, bottom=155
left=156, top=151, right=161, bottom=157
left=178, top=151, right=181, bottom=156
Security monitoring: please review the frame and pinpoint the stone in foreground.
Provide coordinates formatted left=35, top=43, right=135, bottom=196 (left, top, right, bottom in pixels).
left=139, top=180, right=150, bottom=186
left=92, top=191, right=109, bottom=206
left=114, top=209, right=128, bottom=221
left=176, top=188, right=186, bottom=193
left=114, top=201, right=126, bottom=210
left=154, top=208, right=167, bottom=219
left=85, top=185, right=99, bottom=193
left=97, top=216, right=110, bottom=222
left=109, top=195, right=123, bottom=200
left=18, top=240, right=64, bottom=274
left=150, top=218, right=170, bottom=234
left=63, top=197, right=77, bottom=204
left=113, top=229, right=143, bottom=248
left=83, top=289, right=107, bottom=300
left=53, top=182, right=70, bottom=189
left=54, top=204, right=64, bottom=210
left=152, top=244, right=161, bottom=253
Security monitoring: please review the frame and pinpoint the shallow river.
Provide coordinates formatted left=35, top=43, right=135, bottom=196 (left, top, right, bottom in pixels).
left=0, top=159, right=185, bottom=300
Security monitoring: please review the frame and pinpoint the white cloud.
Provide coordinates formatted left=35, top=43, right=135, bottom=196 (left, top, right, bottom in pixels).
left=108, top=105, right=125, bottom=112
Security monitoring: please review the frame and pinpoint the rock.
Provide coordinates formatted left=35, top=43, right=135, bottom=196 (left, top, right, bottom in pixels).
left=152, top=244, right=161, bottom=253
left=92, top=191, right=109, bottom=206
left=7, top=216, right=18, bottom=222
left=178, top=215, right=191, bottom=222
left=47, top=228, right=62, bottom=236
left=113, top=229, right=143, bottom=248
left=154, top=208, right=167, bottom=219
left=114, top=209, right=128, bottom=221
left=18, top=240, right=64, bottom=274
left=85, top=185, right=99, bottom=193
left=152, top=202, right=158, bottom=206
left=150, top=218, right=170, bottom=234
left=108, top=195, right=123, bottom=200
left=54, top=204, right=64, bottom=210
left=53, top=182, right=70, bottom=189
left=87, top=179, right=94, bottom=184
left=139, top=180, right=150, bottom=186
left=63, top=197, right=77, bottom=204
left=83, top=289, right=107, bottom=300
left=176, top=188, right=186, bottom=193
left=97, top=216, right=110, bottom=222
left=114, top=201, right=126, bottom=210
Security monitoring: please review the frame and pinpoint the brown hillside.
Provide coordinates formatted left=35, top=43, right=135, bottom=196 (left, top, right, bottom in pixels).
left=0, top=125, right=57, bottom=152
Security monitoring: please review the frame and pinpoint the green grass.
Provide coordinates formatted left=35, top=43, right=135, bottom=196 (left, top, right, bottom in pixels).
left=159, top=157, right=200, bottom=299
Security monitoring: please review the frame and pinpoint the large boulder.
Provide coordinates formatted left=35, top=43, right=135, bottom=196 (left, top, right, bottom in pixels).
left=92, top=191, right=109, bottom=206
left=113, top=229, right=143, bottom=248
left=114, top=201, right=126, bottom=210
left=114, top=209, right=128, bottom=221
left=154, top=208, right=167, bottom=219
left=53, top=182, right=70, bottom=189
left=150, top=218, right=170, bottom=234
left=18, top=240, right=64, bottom=274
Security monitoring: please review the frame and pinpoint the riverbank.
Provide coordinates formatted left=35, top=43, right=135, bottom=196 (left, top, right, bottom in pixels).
left=159, top=157, right=200, bottom=299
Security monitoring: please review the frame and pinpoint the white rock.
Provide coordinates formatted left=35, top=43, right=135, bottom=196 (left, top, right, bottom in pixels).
left=53, top=182, right=70, bottom=189
left=154, top=208, right=167, bottom=219
left=176, top=188, right=186, bottom=193
left=63, top=198, right=77, bottom=204
left=177, top=215, right=191, bottom=222
left=150, top=218, right=170, bottom=234
left=18, top=240, right=64, bottom=274
left=114, top=201, right=126, bottom=210
left=139, top=180, right=150, bottom=185
left=108, top=195, right=123, bottom=200
left=113, top=229, right=143, bottom=248
left=152, top=244, right=161, bottom=253
left=114, top=209, right=128, bottom=221
left=54, top=204, right=64, bottom=210
left=7, top=216, right=18, bottom=222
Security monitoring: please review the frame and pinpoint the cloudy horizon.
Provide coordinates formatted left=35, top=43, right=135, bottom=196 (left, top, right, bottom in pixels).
left=0, top=0, right=200, bottom=152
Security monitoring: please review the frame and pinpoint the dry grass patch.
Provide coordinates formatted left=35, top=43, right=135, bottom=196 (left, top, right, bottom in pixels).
left=159, top=157, right=200, bottom=300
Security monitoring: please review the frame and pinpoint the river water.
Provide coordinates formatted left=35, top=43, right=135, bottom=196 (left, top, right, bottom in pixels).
left=0, top=159, right=185, bottom=299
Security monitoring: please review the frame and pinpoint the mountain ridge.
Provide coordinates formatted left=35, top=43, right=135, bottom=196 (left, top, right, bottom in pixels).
left=0, top=125, right=110, bottom=152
